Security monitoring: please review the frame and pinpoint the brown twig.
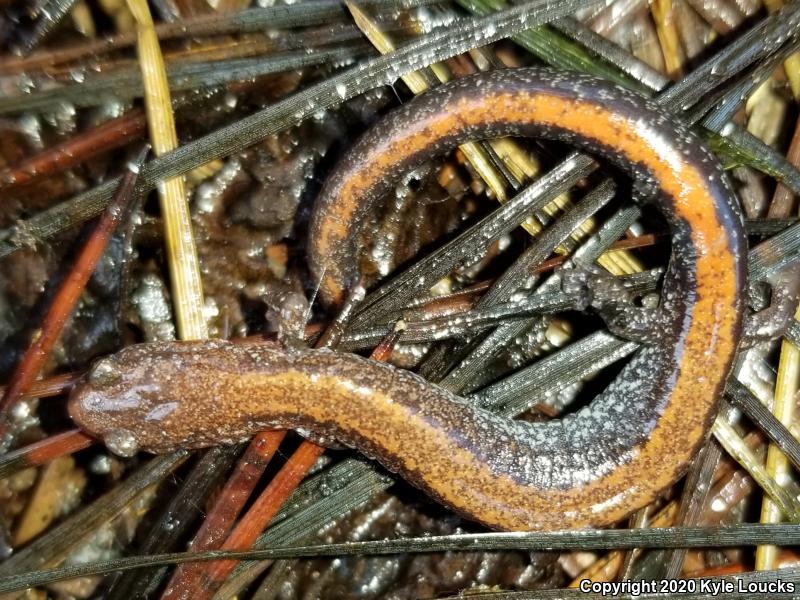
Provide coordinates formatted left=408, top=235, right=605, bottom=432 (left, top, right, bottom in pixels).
left=0, top=146, right=149, bottom=439
left=0, top=430, right=94, bottom=480
left=160, top=430, right=287, bottom=599
left=0, top=371, right=83, bottom=400
left=1, top=110, right=146, bottom=188
left=768, top=113, right=800, bottom=218
left=197, top=440, right=327, bottom=595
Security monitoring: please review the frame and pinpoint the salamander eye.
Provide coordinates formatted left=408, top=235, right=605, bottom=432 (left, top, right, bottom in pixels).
left=89, top=357, right=121, bottom=387
left=103, top=428, right=139, bottom=457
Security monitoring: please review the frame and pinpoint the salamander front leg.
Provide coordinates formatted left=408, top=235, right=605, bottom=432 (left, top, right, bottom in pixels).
left=559, top=262, right=664, bottom=344
left=740, top=265, right=800, bottom=348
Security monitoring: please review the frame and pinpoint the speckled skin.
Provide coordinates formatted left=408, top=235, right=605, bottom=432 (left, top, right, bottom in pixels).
left=70, top=68, right=747, bottom=532
left=308, top=67, right=746, bottom=309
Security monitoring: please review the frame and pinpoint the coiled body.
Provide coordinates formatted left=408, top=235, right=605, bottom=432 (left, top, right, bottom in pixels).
left=69, top=68, right=746, bottom=531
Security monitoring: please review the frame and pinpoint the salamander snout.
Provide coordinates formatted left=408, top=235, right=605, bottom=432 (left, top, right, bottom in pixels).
left=68, top=340, right=261, bottom=456
left=68, top=348, right=175, bottom=457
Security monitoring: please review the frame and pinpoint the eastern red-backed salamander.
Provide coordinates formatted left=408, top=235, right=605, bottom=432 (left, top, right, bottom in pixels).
left=69, top=67, right=747, bottom=531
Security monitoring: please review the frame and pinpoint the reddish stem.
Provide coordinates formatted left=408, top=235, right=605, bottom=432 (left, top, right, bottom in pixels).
left=1, top=110, right=146, bottom=188
left=0, top=370, right=83, bottom=400
left=0, top=429, right=94, bottom=479
left=0, top=146, right=148, bottom=437
left=768, top=113, right=800, bottom=218
left=199, top=440, right=326, bottom=593
left=160, top=430, right=286, bottom=599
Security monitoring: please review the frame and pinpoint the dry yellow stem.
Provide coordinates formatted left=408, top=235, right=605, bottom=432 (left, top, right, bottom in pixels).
left=651, top=0, right=685, bottom=78
left=755, top=309, right=800, bottom=569
left=713, top=418, right=800, bottom=522
left=127, top=0, right=208, bottom=341
left=345, top=1, right=507, bottom=202
left=71, top=0, right=97, bottom=37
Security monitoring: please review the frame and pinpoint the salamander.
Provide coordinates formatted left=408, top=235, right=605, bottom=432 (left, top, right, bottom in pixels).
left=68, top=67, right=747, bottom=531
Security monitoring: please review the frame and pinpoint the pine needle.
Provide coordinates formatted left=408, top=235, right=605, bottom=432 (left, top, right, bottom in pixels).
left=127, top=0, right=208, bottom=340
left=755, top=307, right=800, bottom=569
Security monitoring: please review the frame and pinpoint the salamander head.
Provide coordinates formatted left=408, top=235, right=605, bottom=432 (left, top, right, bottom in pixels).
left=68, top=340, right=241, bottom=456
